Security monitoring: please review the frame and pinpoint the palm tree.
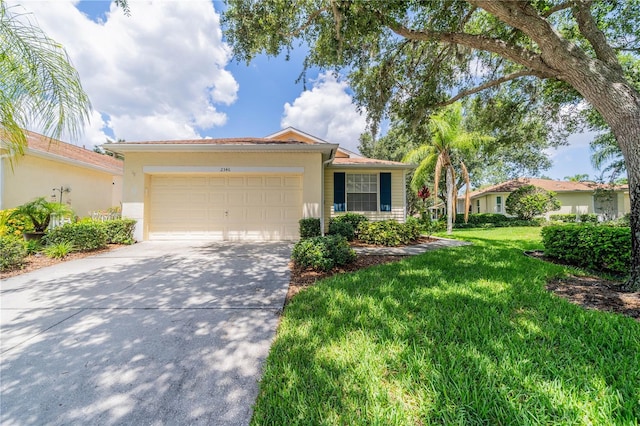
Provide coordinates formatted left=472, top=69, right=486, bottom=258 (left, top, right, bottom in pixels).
left=403, top=104, right=492, bottom=234
left=590, top=132, right=626, bottom=182
left=0, top=1, right=91, bottom=160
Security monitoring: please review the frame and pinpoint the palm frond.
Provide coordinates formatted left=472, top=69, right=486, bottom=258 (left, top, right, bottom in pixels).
left=0, top=2, right=90, bottom=160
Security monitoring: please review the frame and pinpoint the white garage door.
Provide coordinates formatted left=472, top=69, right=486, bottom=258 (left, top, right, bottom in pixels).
left=149, top=174, right=302, bottom=241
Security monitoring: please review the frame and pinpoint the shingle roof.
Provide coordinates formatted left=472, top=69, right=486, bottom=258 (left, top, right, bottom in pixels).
left=469, top=178, right=628, bottom=198
left=331, top=157, right=412, bottom=167
left=113, top=137, right=309, bottom=145
left=26, top=131, right=123, bottom=174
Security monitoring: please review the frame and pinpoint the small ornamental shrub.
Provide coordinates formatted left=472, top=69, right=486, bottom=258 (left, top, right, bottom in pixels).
left=102, top=219, right=137, bottom=244
left=44, top=222, right=107, bottom=252
left=541, top=224, right=631, bottom=274
left=23, top=239, right=43, bottom=255
left=331, top=213, right=369, bottom=233
left=0, top=236, right=27, bottom=271
left=44, top=241, right=75, bottom=259
left=549, top=214, right=578, bottom=223
left=291, top=235, right=356, bottom=271
left=505, top=185, right=561, bottom=220
left=357, top=219, right=421, bottom=246
left=328, top=220, right=356, bottom=241
left=299, top=218, right=321, bottom=239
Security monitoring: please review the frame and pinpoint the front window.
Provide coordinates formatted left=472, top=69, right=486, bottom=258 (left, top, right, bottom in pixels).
left=347, top=174, right=377, bottom=212
left=496, top=196, right=502, bottom=213
left=476, top=199, right=480, bottom=213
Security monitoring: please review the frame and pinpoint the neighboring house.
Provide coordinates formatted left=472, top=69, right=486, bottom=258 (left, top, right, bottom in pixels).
left=458, top=178, right=630, bottom=219
left=1, top=131, right=123, bottom=217
left=108, top=127, right=413, bottom=241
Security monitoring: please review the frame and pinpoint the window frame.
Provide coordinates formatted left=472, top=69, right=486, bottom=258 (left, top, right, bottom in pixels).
left=333, top=172, right=392, bottom=213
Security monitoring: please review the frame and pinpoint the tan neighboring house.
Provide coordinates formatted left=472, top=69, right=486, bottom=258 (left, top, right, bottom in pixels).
left=458, top=178, right=630, bottom=219
left=107, top=127, right=413, bottom=242
left=1, top=131, right=123, bottom=216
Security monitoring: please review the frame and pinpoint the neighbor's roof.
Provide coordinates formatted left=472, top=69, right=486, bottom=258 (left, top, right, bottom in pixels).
left=25, top=131, right=123, bottom=175
left=468, top=178, right=628, bottom=199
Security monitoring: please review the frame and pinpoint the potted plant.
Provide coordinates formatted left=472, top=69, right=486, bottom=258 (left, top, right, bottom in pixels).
left=9, top=197, right=73, bottom=240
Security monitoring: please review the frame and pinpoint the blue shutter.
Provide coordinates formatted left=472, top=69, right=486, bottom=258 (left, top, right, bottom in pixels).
left=334, top=172, right=346, bottom=212
left=380, top=173, right=391, bottom=212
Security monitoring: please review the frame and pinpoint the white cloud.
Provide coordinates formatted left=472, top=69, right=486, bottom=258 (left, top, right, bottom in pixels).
left=10, top=0, right=238, bottom=146
left=281, top=72, right=367, bottom=152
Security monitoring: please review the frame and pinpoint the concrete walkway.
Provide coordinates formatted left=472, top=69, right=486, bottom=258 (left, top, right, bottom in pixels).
left=353, top=236, right=471, bottom=255
left=1, top=241, right=291, bottom=426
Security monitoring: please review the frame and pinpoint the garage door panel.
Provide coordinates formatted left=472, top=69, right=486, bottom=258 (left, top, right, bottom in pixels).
left=149, top=174, right=302, bottom=241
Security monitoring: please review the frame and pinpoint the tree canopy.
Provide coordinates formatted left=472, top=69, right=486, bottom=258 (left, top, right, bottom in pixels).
left=224, top=0, right=640, bottom=290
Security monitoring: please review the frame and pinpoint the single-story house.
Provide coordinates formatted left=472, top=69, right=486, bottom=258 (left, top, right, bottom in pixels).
left=1, top=131, right=123, bottom=216
left=458, top=178, right=630, bottom=219
left=107, top=127, right=413, bottom=241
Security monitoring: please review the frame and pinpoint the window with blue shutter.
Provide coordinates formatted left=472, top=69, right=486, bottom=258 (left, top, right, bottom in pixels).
left=380, top=172, right=391, bottom=212
left=334, top=172, right=346, bottom=212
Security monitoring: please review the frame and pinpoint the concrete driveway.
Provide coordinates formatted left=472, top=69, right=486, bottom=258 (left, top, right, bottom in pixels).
left=0, top=241, right=291, bottom=425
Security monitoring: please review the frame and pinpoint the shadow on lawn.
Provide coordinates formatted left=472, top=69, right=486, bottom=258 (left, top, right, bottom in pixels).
left=257, top=242, right=640, bottom=424
left=1, top=242, right=291, bottom=425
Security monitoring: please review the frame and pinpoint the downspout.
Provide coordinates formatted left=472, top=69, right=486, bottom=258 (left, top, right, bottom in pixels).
left=320, top=150, right=335, bottom=236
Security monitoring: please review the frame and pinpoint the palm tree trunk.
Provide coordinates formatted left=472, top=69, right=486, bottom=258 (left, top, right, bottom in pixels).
left=446, top=167, right=455, bottom=234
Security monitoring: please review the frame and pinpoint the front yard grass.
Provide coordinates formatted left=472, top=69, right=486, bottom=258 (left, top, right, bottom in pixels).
left=252, top=227, right=640, bottom=425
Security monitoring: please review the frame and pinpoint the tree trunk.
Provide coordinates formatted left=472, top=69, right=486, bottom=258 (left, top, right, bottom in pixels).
left=446, top=167, right=455, bottom=234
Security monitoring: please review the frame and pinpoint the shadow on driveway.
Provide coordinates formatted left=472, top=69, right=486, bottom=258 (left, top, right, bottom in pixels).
left=1, top=241, right=291, bottom=425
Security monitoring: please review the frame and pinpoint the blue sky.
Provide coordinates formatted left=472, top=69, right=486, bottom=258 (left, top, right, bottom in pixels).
left=16, top=0, right=601, bottom=181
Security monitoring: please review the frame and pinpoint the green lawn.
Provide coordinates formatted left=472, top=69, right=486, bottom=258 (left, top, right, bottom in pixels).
left=252, top=227, right=640, bottom=425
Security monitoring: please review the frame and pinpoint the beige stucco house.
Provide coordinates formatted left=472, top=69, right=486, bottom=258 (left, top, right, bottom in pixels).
left=458, top=178, right=630, bottom=219
left=1, top=131, right=123, bottom=217
left=108, top=128, right=413, bottom=241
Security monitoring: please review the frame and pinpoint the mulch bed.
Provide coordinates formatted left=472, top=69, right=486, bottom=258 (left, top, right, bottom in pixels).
left=0, top=244, right=126, bottom=281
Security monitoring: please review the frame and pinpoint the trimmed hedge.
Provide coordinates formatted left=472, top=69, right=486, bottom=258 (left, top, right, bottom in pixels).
left=453, top=217, right=543, bottom=229
left=357, top=219, right=421, bottom=246
left=0, top=236, right=27, bottom=271
left=549, top=214, right=578, bottom=223
left=299, top=218, right=321, bottom=239
left=44, top=221, right=108, bottom=252
left=541, top=224, right=631, bottom=274
left=102, top=219, right=137, bottom=244
left=580, top=214, right=598, bottom=223
left=291, top=235, right=356, bottom=271
left=455, top=213, right=510, bottom=224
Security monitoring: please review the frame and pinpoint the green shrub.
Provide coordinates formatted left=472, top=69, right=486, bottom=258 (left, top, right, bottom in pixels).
left=331, top=213, right=369, bottom=233
left=357, top=219, right=421, bottom=246
left=455, top=213, right=509, bottom=224
left=549, top=214, right=578, bottom=223
left=44, top=241, right=75, bottom=259
left=541, top=224, right=631, bottom=274
left=291, top=235, right=356, bottom=271
left=579, top=214, right=598, bottom=223
left=453, top=217, right=543, bottom=229
left=102, top=219, right=137, bottom=244
left=23, top=239, right=43, bottom=255
left=328, top=220, right=356, bottom=241
left=44, top=222, right=107, bottom=252
left=299, top=218, right=321, bottom=239
left=505, top=185, right=561, bottom=220
left=0, top=236, right=27, bottom=271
